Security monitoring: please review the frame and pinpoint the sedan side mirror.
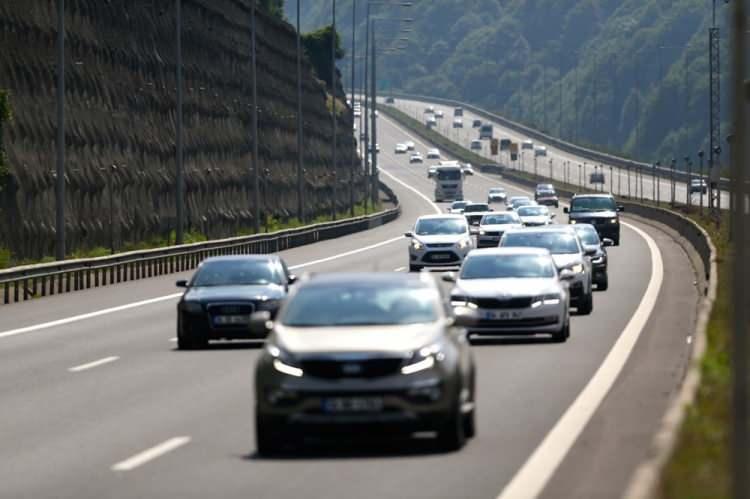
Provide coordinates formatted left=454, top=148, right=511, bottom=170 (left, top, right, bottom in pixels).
left=550, top=213, right=556, bottom=219
left=559, top=269, right=576, bottom=281
left=563, top=207, right=570, bottom=214
left=404, top=231, right=414, bottom=238
left=287, top=274, right=298, bottom=284
left=249, top=311, right=273, bottom=336
left=601, top=238, right=615, bottom=247
left=176, top=279, right=189, bottom=288
left=584, top=247, right=598, bottom=257
left=441, top=272, right=457, bottom=283
left=617, top=205, right=624, bottom=212
left=452, top=306, right=479, bottom=328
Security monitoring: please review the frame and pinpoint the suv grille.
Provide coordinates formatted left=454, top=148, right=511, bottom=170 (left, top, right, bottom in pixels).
left=426, top=243, right=454, bottom=248
left=300, top=358, right=404, bottom=379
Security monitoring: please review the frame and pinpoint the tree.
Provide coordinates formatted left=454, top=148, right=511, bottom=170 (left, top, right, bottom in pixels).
left=302, top=25, right=345, bottom=91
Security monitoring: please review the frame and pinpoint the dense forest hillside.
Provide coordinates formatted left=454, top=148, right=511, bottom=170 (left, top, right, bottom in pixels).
left=288, top=0, right=732, bottom=167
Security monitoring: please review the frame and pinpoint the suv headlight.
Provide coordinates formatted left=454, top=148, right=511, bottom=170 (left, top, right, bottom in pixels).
left=531, top=293, right=562, bottom=308
left=457, top=238, right=471, bottom=249
left=411, top=240, right=424, bottom=250
left=479, top=230, right=486, bottom=235
left=591, top=255, right=605, bottom=265
left=402, top=344, right=444, bottom=375
left=266, top=343, right=303, bottom=377
left=568, top=263, right=584, bottom=274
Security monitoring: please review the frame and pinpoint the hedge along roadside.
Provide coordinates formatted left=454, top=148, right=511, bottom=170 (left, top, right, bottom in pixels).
left=383, top=99, right=718, bottom=498
left=0, top=183, right=400, bottom=306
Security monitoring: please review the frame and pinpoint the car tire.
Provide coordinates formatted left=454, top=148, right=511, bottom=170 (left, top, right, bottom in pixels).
left=578, top=291, right=593, bottom=315
left=255, top=412, right=282, bottom=457
left=409, top=265, right=422, bottom=272
left=613, top=234, right=621, bottom=246
left=177, top=326, right=208, bottom=350
left=437, top=403, right=466, bottom=452
left=597, top=274, right=609, bottom=291
left=552, top=322, right=570, bottom=342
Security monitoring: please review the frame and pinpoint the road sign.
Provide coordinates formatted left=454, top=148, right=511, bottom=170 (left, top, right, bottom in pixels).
left=491, top=138, right=499, bottom=155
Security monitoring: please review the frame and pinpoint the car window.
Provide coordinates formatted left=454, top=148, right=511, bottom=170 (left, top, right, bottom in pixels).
left=574, top=227, right=600, bottom=245
left=501, top=232, right=581, bottom=254
left=570, top=197, right=616, bottom=212
left=192, top=260, right=281, bottom=286
left=481, top=213, right=518, bottom=224
left=464, top=204, right=490, bottom=212
left=281, top=283, right=439, bottom=326
left=451, top=201, right=468, bottom=209
left=517, top=206, right=548, bottom=216
left=460, top=254, right=556, bottom=279
left=415, top=218, right=467, bottom=235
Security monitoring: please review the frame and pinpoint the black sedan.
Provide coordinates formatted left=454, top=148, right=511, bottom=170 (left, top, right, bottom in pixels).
left=175, top=255, right=296, bottom=349
left=572, top=223, right=614, bottom=290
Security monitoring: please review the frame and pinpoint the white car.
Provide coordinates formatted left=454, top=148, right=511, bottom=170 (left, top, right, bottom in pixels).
left=448, top=200, right=471, bottom=214
left=462, top=163, right=475, bottom=176
left=522, top=139, right=534, bottom=150
left=426, top=148, right=441, bottom=159
left=452, top=118, right=464, bottom=128
left=406, top=215, right=474, bottom=272
left=405, top=140, right=416, bottom=150
left=507, top=196, right=535, bottom=211
left=435, top=109, right=445, bottom=118
left=516, top=205, right=554, bottom=226
left=534, top=146, right=548, bottom=157
left=424, top=106, right=435, bottom=114
left=487, top=187, right=507, bottom=204
left=445, top=247, right=571, bottom=341
left=409, top=152, right=424, bottom=164
left=427, top=166, right=438, bottom=178
left=470, top=140, right=482, bottom=150
left=476, top=212, right=522, bottom=248
left=395, top=143, right=408, bottom=154
left=426, top=116, right=438, bottom=128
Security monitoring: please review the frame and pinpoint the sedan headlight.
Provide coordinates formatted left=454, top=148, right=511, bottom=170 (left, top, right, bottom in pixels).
left=531, top=293, right=562, bottom=308
left=457, top=238, right=471, bottom=249
left=411, top=240, right=424, bottom=250
left=568, top=263, right=584, bottom=274
left=479, top=230, right=486, bottom=235
left=181, top=301, right=203, bottom=313
left=570, top=220, right=577, bottom=225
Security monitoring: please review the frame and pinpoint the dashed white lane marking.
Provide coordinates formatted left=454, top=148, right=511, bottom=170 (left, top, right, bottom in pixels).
left=111, top=436, right=191, bottom=472
left=496, top=222, right=664, bottom=499
left=68, top=356, right=120, bottom=373
left=393, top=266, right=406, bottom=272
left=169, top=337, right=177, bottom=343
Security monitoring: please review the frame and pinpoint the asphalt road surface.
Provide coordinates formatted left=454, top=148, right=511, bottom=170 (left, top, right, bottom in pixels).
left=0, top=113, right=699, bottom=499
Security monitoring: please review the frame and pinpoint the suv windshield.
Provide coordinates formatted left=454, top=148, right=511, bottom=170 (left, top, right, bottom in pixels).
left=501, top=231, right=580, bottom=254
left=489, top=188, right=505, bottom=193
left=415, top=218, right=467, bottom=235
left=192, top=260, right=281, bottom=286
left=451, top=201, right=468, bottom=210
left=481, top=213, right=518, bottom=225
left=460, top=254, right=556, bottom=279
left=464, top=204, right=490, bottom=213
left=570, top=196, right=617, bottom=212
left=281, top=283, right=439, bottom=326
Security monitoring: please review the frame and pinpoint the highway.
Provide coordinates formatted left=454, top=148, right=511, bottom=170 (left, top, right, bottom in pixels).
left=391, top=98, right=731, bottom=210
left=0, top=113, right=700, bottom=499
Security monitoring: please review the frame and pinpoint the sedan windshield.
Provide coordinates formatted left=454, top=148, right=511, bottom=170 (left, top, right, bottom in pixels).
left=281, top=284, right=439, bottom=326
left=415, top=218, right=467, bottom=235
left=192, top=260, right=281, bottom=286
left=460, top=254, right=556, bottom=279
left=464, top=204, right=490, bottom=213
left=570, top=197, right=617, bottom=212
left=517, top=206, right=548, bottom=217
left=501, top=232, right=580, bottom=254
left=574, top=226, right=600, bottom=245
left=481, top=213, right=518, bottom=225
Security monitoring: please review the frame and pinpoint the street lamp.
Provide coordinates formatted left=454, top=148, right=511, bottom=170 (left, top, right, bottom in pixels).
left=296, top=0, right=304, bottom=222
left=331, top=0, right=338, bottom=221
left=698, top=150, right=705, bottom=213
left=250, top=0, right=260, bottom=233
left=56, top=0, right=66, bottom=259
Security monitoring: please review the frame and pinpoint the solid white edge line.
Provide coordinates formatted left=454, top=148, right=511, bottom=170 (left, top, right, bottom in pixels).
left=111, top=436, right=191, bottom=472
left=379, top=168, right=442, bottom=215
left=288, top=236, right=404, bottom=270
left=68, top=356, right=120, bottom=373
left=496, top=222, right=664, bottom=499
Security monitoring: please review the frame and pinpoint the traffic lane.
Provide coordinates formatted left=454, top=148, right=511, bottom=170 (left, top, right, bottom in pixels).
left=394, top=99, right=729, bottom=208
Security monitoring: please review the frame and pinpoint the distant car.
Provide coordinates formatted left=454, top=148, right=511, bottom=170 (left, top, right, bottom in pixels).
left=446, top=248, right=571, bottom=341
left=534, top=146, right=548, bottom=157
left=535, top=184, right=559, bottom=208
left=516, top=205, right=554, bottom=227
left=354, top=109, right=361, bottom=118
left=564, top=194, right=623, bottom=245
left=435, top=109, right=445, bottom=118
left=454, top=107, right=464, bottom=117
left=385, top=96, right=395, bottom=103
left=472, top=119, right=482, bottom=128
left=507, top=196, right=535, bottom=211
left=499, top=226, right=594, bottom=314
left=487, top=187, right=507, bottom=204
left=452, top=118, right=464, bottom=128
left=395, top=143, right=408, bottom=154
left=406, top=214, right=474, bottom=271
left=426, top=116, right=438, bottom=128
left=427, top=166, right=438, bottom=178
left=572, top=223, right=614, bottom=290
left=424, top=106, right=435, bottom=114
left=470, top=140, right=482, bottom=151
left=448, top=200, right=471, bottom=214
left=409, top=152, right=424, bottom=164
left=368, top=143, right=380, bottom=153
left=405, top=140, right=416, bottom=151
left=252, top=272, right=477, bottom=455
left=476, top=212, right=522, bottom=248
left=690, top=178, right=708, bottom=194
left=521, top=139, right=534, bottom=150
left=426, top=148, right=441, bottom=159
left=462, top=163, right=475, bottom=176
left=463, top=203, right=493, bottom=231
left=176, top=255, right=296, bottom=349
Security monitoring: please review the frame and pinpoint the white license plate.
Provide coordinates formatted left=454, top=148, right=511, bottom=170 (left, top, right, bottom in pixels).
left=213, top=315, right=250, bottom=325
left=483, top=310, right=523, bottom=320
left=322, top=397, right=384, bottom=413
left=431, top=254, right=451, bottom=260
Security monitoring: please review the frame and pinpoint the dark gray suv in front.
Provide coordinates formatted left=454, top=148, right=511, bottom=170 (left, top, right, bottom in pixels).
left=564, top=194, right=624, bottom=245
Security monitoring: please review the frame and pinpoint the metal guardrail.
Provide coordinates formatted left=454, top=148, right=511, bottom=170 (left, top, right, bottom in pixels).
left=388, top=92, right=731, bottom=190
left=0, top=184, right=401, bottom=305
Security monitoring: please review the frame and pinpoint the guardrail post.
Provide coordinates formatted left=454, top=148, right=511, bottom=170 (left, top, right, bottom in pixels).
left=4, top=283, right=9, bottom=304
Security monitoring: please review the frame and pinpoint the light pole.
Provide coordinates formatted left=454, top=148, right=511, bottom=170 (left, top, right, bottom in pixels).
left=296, top=0, right=304, bottom=222
left=56, top=0, right=66, bottom=259
left=250, top=0, right=260, bottom=233
left=670, top=158, right=676, bottom=206
left=331, top=0, right=338, bottom=220
left=698, top=150, right=705, bottom=213
left=349, top=0, right=356, bottom=217
left=685, top=155, right=692, bottom=208
left=654, top=161, right=661, bottom=206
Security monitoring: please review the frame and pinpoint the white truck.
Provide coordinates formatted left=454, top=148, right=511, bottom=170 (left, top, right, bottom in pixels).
left=433, top=162, right=465, bottom=202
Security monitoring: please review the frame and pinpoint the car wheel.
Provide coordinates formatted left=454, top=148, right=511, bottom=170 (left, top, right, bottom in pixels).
left=613, top=235, right=621, bottom=246
left=597, top=274, right=609, bottom=291
left=578, top=292, right=593, bottom=315
left=552, top=322, right=570, bottom=342
left=437, top=403, right=466, bottom=452
left=177, top=326, right=208, bottom=350
left=555, top=202, right=559, bottom=208
left=255, top=412, right=282, bottom=457
left=409, top=265, right=422, bottom=272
